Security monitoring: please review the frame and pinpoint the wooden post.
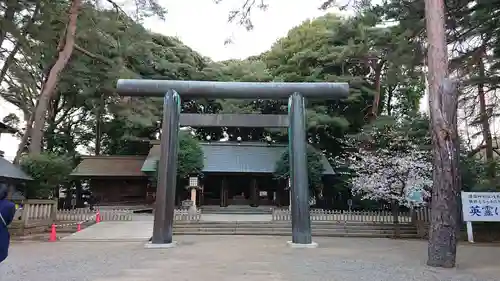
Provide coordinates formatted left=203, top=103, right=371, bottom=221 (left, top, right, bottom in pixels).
left=424, top=0, right=461, bottom=268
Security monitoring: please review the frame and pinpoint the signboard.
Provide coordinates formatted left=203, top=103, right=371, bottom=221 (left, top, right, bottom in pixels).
left=406, top=187, right=424, bottom=204
left=461, top=191, right=500, bottom=222
left=461, top=191, right=500, bottom=243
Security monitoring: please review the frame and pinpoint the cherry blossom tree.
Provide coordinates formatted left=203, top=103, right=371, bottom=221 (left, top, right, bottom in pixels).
left=350, top=147, right=432, bottom=207
left=347, top=115, right=432, bottom=234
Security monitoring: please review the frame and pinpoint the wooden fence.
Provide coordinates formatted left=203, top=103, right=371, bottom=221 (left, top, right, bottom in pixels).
left=272, top=208, right=429, bottom=223
left=413, top=207, right=431, bottom=223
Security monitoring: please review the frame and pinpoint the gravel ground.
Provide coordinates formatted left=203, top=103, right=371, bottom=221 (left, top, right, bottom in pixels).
left=1, top=236, right=499, bottom=281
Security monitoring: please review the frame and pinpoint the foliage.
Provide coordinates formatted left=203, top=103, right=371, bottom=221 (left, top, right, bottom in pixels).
left=177, top=132, right=204, bottom=179
left=350, top=149, right=432, bottom=207
left=274, top=146, right=325, bottom=195
left=153, top=132, right=204, bottom=183
left=19, top=153, right=73, bottom=199
left=348, top=115, right=433, bottom=206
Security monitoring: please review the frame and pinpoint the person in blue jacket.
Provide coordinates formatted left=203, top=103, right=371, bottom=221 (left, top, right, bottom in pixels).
left=0, top=184, right=15, bottom=263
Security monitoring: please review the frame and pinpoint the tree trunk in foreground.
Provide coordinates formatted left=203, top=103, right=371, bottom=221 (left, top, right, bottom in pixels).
left=424, top=0, right=461, bottom=268
left=29, top=0, right=82, bottom=154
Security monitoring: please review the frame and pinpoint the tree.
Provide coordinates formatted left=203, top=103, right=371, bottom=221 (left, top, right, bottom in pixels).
left=274, top=146, right=325, bottom=198
left=348, top=114, right=432, bottom=237
left=177, top=132, right=204, bottom=179
left=0, top=0, right=167, bottom=157
left=19, top=152, right=73, bottom=198
left=350, top=149, right=432, bottom=206
left=29, top=0, right=82, bottom=154
left=424, top=0, right=461, bottom=268
left=153, top=132, right=204, bottom=185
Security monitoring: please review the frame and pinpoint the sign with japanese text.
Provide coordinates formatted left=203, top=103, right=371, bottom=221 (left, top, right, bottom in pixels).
left=461, top=191, right=500, bottom=222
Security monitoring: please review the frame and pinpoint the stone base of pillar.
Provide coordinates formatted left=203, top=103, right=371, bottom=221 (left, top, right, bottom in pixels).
left=188, top=205, right=197, bottom=214
left=144, top=241, right=178, bottom=249
left=286, top=241, right=318, bottom=248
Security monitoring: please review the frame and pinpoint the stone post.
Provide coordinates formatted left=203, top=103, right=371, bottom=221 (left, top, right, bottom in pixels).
left=288, top=92, right=316, bottom=248
left=187, top=176, right=199, bottom=214
left=190, top=188, right=197, bottom=206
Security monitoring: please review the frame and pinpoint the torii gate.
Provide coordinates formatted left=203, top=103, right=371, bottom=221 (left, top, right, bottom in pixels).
left=116, top=80, right=349, bottom=247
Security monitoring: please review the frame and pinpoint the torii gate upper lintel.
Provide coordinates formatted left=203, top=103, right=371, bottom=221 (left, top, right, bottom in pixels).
left=116, top=79, right=349, bottom=99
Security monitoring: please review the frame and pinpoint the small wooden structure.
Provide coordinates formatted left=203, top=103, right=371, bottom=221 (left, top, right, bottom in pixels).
left=70, top=156, right=150, bottom=205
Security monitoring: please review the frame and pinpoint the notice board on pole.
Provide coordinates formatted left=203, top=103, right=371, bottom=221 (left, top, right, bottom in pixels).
left=461, top=191, right=500, bottom=243
left=461, top=191, right=500, bottom=222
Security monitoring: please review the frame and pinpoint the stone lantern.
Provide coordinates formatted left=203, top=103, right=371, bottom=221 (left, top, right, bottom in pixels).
left=187, top=175, right=200, bottom=213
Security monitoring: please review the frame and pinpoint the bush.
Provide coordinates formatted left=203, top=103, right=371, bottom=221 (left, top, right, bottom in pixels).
left=274, top=145, right=325, bottom=193
left=153, top=132, right=204, bottom=183
left=177, top=132, right=204, bottom=178
left=20, top=153, right=73, bottom=199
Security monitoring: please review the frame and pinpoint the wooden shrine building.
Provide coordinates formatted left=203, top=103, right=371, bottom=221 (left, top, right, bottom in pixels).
left=71, top=141, right=335, bottom=207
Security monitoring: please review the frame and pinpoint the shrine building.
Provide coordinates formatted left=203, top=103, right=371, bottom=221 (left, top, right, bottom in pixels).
left=70, top=141, right=335, bottom=208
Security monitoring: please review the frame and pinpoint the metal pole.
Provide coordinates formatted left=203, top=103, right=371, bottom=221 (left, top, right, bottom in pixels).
left=289, top=92, right=312, bottom=245
left=151, top=90, right=181, bottom=244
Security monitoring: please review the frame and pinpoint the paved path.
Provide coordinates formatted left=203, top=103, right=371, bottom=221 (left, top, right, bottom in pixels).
left=2, top=236, right=499, bottom=281
left=64, top=215, right=272, bottom=241
left=63, top=221, right=153, bottom=241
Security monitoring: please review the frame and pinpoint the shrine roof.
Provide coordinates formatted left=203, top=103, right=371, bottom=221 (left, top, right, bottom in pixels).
left=143, top=142, right=335, bottom=175
left=0, top=157, right=32, bottom=183
left=71, top=142, right=335, bottom=177
left=71, top=155, right=147, bottom=178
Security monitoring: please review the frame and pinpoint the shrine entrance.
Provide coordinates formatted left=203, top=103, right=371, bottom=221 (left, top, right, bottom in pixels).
left=116, top=79, right=349, bottom=246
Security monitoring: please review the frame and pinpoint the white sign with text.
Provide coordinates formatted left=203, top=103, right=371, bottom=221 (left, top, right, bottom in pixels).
left=461, top=191, right=500, bottom=222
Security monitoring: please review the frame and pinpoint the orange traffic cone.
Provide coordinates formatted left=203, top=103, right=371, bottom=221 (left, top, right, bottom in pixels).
left=49, top=224, right=57, bottom=242
left=77, top=223, right=81, bottom=232
left=96, top=211, right=101, bottom=223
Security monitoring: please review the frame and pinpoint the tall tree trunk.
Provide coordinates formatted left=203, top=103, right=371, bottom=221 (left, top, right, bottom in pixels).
left=424, top=0, right=461, bottom=268
left=386, top=87, right=394, bottom=116
left=368, top=60, right=385, bottom=121
left=95, top=94, right=103, bottom=155
left=391, top=199, right=400, bottom=238
left=477, top=52, right=495, bottom=181
left=13, top=111, right=36, bottom=164
left=29, top=0, right=82, bottom=154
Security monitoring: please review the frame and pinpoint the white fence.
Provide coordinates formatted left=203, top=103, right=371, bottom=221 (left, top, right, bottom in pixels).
left=56, top=208, right=201, bottom=222
left=174, top=209, right=201, bottom=221
left=272, top=208, right=416, bottom=223
left=57, top=208, right=133, bottom=222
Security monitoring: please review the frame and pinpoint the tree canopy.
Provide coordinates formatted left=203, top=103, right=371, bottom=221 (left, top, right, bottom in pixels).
left=0, top=0, right=496, bottom=209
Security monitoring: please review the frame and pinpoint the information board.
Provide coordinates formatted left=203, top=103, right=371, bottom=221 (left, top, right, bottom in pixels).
left=461, top=191, right=500, bottom=222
